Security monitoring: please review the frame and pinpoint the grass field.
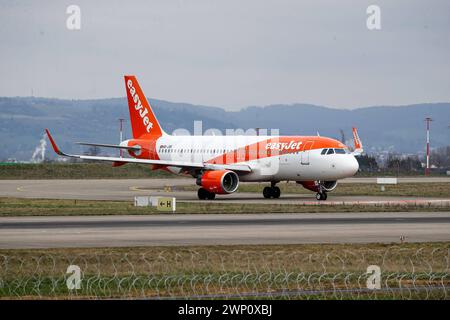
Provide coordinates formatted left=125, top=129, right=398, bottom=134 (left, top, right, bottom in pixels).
left=0, top=197, right=449, bottom=216
left=0, top=163, right=177, bottom=179
left=0, top=242, right=448, bottom=299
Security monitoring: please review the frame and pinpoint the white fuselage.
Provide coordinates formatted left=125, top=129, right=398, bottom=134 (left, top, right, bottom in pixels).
left=131, top=134, right=360, bottom=182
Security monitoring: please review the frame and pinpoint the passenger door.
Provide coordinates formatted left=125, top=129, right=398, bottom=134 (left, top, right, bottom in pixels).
left=301, top=141, right=314, bottom=165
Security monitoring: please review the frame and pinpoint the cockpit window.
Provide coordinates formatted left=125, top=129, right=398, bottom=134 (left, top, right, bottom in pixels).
left=334, top=148, right=346, bottom=154
left=321, top=149, right=327, bottom=155
left=326, top=148, right=335, bottom=155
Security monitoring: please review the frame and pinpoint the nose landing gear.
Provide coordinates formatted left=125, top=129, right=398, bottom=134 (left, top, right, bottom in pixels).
left=316, top=192, right=327, bottom=201
left=314, top=181, right=328, bottom=201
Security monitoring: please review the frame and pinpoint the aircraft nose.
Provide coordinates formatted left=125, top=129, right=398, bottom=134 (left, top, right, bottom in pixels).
left=347, top=155, right=359, bottom=176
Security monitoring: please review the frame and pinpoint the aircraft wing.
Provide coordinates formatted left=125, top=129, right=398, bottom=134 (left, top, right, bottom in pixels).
left=46, top=129, right=252, bottom=173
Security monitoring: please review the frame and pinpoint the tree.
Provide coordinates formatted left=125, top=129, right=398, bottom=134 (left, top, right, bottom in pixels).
left=386, top=154, right=422, bottom=173
left=431, top=146, right=450, bottom=168
left=356, top=154, right=379, bottom=172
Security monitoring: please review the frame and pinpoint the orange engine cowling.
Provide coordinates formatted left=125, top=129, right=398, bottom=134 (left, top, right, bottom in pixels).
left=197, top=170, right=239, bottom=194
left=298, top=181, right=338, bottom=192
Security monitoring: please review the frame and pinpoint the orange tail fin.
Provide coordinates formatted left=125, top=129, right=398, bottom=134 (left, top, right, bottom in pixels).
left=124, top=75, right=165, bottom=139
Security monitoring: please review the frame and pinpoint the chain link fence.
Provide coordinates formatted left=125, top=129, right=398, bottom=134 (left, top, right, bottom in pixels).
left=0, top=244, right=449, bottom=299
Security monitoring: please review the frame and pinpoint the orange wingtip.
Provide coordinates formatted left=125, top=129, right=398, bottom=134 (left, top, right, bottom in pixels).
left=45, top=129, right=62, bottom=155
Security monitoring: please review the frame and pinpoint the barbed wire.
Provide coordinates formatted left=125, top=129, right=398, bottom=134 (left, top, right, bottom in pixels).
left=0, top=245, right=448, bottom=299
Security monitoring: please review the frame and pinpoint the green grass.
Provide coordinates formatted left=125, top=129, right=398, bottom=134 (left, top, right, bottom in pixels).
left=0, top=163, right=180, bottom=179
left=0, top=243, right=448, bottom=299
left=0, top=197, right=448, bottom=216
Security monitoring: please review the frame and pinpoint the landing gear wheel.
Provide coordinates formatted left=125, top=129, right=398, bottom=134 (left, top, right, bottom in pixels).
left=198, top=188, right=208, bottom=200
left=263, top=186, right=281, bottom=199
left=272, top=186, right=281, bottom=199
left=316, top=192, right=327, bottom=201
left=263, top=187, right=273, bottom=199
left=198, top=188, right=216, bottom=200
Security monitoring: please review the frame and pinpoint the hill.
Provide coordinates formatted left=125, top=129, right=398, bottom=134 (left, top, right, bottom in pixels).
left=0, top=97, right=448, bottom=160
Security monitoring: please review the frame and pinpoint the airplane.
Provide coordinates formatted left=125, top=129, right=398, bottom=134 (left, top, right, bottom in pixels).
left=46, top=75, right=362, bottom=201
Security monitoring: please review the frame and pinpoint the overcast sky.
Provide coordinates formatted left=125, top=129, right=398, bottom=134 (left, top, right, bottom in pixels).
left=0, top=0, right=449, bottom=110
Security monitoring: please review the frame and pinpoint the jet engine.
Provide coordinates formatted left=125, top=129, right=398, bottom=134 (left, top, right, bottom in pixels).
left=197, top=170, right=239, bottom=194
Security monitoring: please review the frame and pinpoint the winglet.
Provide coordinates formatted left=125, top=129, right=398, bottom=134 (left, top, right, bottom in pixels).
left=352, top=127, right=363, bottom=155
left=45, top=129, right=65, bottom=156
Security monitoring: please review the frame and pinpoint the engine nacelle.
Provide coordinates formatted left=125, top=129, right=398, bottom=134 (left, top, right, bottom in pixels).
left=197, top=170, right=239, bottom=194
left=297, top=180, right=338, bottom=192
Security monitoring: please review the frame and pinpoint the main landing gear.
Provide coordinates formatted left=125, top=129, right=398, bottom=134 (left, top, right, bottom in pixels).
left=197, top=188, right=216, bottom=200
left=263, top=182, right=281, bottom=199
left=316, top=192, right=327, bottom=201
